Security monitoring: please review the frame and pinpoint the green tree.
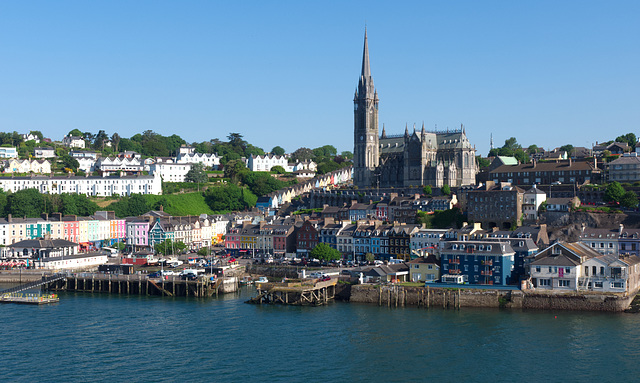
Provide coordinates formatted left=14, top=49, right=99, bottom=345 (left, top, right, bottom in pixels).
left=185, top=163, right=208, bottom=183
left=154, top=239, right=187, bottom=255
left=291, top=147, right=314, bottom=162
left=204, top=184, right=255, bottom=212
left=223, top=159, right=248, bottom=183
left=604, top=182, right=626, bottom=203
left=5, top=189, right=45, bottom=218
left=620, top=191, right=639, bottom=209
left=560, top=144, right=574, bottom=156
left=423, top=185, right=432, bottom=195
left=441, top=184, right=451, bottom=196
left=340, top=151, right=353, bottom=160
left=503, top=137, right=521, bottom=151
left=476, top=156, right=491, bottom=169
left=526, top=144, right=540, bottom=155
left=59, top=154, right=80, bottom=172
left=68, top=129, right=83, bottom=137
left=365, top=252, right=375, bottom=263
left=616, top=133, right=637, bottom=148
left=310, top=243, right=341, bottom=261
left=271, top=165, right=286, bottom=174
left=271, top=146, right=285, bottom=156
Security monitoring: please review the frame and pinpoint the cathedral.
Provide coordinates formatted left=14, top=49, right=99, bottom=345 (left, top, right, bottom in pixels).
left=353, top=31, right=478, bottom=189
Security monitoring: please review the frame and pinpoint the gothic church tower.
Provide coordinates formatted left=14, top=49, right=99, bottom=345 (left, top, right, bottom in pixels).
left=353, top=29, right=379, bottom=188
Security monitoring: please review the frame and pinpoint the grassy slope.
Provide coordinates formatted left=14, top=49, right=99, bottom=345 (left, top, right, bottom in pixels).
left=144, top=192, right=215, bottom=216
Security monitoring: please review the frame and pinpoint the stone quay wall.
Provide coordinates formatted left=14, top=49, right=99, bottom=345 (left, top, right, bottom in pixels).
left=245, top=265, right=302, bottom=279
left=347, top=285, right=635, bottom=312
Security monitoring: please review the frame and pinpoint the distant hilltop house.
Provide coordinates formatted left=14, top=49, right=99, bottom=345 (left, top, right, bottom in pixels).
left=96, top=157, right=146, bottom=175
left=248, top=154, right=288, bottom=172
left=21, top=133, right=40, bottom=143
left=0, top=146, right=18, bottom=159
left=34, top=147, right=56, bottom=158
left=70, top=151, right=99, bottom=160
left=2, top=159, right=52, bottom=174
left=177, top=151, right=221, bottom=169
left=593, top=141, right=630, bottom=157
left=62, top=135, right=86, bottom=149
left=150, top=158, right=192, bottom=182
left=607, top=152, right=640, bottom=183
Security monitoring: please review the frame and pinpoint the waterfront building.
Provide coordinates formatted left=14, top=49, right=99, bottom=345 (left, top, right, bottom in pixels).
left=410, top=228, right=448, bottom=256
left=407, top=254, right=440, bottom=283
left=467, top=182, right=524, bottom=230
left=96, top=157, right=145, bottom=175
left=579, top=227, right=620, bottom=256
left=388, top=224, right=420, bottom=261
left=529, top=242, right=598, bottom=290
left=337, top=223, right=357, bottom=259
left=440, top=240, right=515, bottom=285
left=296, top=220, right=319, bottom=257
left=126, top=219, right=150, bottom=252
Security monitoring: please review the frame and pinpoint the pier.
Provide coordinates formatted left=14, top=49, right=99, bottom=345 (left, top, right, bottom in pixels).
left=44, top=273, right=238, bottom=298
left=247, top=278, right=338, bottom=306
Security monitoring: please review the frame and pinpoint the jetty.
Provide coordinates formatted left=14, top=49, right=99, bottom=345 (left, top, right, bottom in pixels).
left=44, top=273, right=237, bottom=297
left=247, top=277, right=338, bottom=306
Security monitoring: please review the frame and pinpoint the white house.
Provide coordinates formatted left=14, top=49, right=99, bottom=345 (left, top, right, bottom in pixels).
left=0, top=147, right=18, bottom=158
left=97, top=157, right=145, bottom=175
left=150, top=160, right=192, bottom=182
left=34, top=147, right=56, bottom=158
left=62, top=136, right=86, bottom=149
left=530, top=242, right=599, bottom=291
left=70, top=151, right=99, bottom=160
left=22, top=133, right=40, bottom=143
left=177, top=152, right=221, bottom=169
left=77, top=157, right=97, bottom=173
left=523, top=185, right=546, bottom=221
left=248, top=155, right=288, bottom=172
left=0, top=173, right=162, bottom=196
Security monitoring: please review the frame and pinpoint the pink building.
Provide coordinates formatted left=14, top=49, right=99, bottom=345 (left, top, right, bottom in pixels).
left=126, top=219, right=150, bottom=251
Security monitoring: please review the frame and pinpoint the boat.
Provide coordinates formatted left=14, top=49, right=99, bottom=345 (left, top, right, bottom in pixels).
left=255, top=276, right=269, bottom=284
left=239, top=276, right=254, bottom=286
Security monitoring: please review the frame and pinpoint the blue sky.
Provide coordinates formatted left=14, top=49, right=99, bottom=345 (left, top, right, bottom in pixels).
left=1, top=1, right=638, bottom=156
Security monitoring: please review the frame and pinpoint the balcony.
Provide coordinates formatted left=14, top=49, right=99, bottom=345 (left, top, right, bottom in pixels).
left=481, top=270, right=493, bottom=276
left=449, top=269, right=461, bottom=274
left=449, top=259, right=460, bottom=264
left=481, top=260, right=493, bottom=266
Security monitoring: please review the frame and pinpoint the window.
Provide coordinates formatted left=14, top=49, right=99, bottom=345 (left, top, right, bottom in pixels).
left=536, top=266, right=541, bottom=273
left=565, top=267, right=570, bottom=274
left=558, top=280, right=570, bottom=287
left=538, top=279, right=551, bottom=286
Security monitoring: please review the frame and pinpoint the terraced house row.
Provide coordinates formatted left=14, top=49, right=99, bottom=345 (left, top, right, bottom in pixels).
left=0, top=209, right=242, bottom=256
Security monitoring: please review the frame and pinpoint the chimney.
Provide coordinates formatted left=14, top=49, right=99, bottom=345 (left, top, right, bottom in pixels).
left=41, top=213, right=48, bottom=221
left=159, top=204, right=164, bottom=212
left=7, top=214, right=11, bottom=223
left=619, top=224, right=624, bottom=236
left=532, top=159, right=536, bottom=168
left=594, top=157, right=598, bottom=170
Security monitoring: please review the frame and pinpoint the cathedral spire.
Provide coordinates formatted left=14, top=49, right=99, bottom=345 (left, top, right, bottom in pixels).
left=405, top=123, right=409, bottom=137
left=381, top=124, right=386, bottom=138
left=361, top=28, right=371, bottom=79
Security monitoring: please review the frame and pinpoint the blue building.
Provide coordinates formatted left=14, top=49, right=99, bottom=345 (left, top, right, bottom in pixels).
left=440, top=241, right=515, bottom=285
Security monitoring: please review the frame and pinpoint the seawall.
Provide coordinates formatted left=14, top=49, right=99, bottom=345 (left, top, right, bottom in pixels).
left=345, top=284, right=635, bottom=312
